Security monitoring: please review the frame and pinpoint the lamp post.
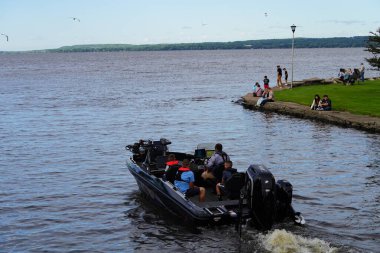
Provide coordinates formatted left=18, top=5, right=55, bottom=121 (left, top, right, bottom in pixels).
left=290, top=24, right=296, bottom=89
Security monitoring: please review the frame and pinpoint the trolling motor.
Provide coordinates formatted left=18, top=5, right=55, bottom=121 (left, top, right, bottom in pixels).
left=126, top=138, right=172, bottom=165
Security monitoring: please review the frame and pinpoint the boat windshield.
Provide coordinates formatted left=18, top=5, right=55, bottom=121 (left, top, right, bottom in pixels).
left=197, top=143, right=215, bottom=158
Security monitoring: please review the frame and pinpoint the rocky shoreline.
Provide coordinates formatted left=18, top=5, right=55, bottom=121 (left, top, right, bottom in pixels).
left=241, top=92, right=380, bottom=134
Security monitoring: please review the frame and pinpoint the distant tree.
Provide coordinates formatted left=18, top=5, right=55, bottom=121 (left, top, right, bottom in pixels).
left=365, top=28, right=380, bottom=70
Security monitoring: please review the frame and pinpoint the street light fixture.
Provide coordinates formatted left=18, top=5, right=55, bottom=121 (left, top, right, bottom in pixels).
left=290, top=24, right=296, bottom=89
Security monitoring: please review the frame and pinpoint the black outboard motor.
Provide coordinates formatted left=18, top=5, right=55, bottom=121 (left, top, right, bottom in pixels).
left=245, top=164, right=276, bottom=230
left=275, top=179, right=305, bottom=225
left=275, top=180, right=294, bottom=221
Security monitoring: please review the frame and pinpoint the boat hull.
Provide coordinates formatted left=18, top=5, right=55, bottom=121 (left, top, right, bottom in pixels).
left=126, top=159, right=232, bottom=225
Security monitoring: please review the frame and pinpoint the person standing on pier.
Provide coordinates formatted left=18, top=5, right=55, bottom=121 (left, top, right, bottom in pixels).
left=276, top=65, right=283, bottom=87
left=283, top=68, right=288, bottom=86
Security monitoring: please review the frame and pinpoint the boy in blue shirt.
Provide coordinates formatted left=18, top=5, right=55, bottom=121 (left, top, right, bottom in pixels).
left=174, top=159, right=205, bottom=202
left=216, top=161, right=237, bottom=201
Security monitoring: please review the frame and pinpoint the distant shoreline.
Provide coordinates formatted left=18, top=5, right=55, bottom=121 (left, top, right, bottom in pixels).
left=1, top=36, right=368, bottom=53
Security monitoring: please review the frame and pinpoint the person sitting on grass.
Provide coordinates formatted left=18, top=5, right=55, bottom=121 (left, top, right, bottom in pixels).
left=216, top=161, right=237, bottom=201
left=310, top=94, right=321, bottom=110
left=174, top=159, right=205, bottom=202
left=316, top=95, right=332, bottom=111
left=338, top=69, right=345, bottom=81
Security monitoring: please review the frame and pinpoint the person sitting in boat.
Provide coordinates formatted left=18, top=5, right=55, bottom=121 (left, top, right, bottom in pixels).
left=174, top=159, right=205, bottom=202
left=201, top=143, right=230, bottom=182
left=164, top=154, right=181, bottom=183
left=215, top=161, right=237, bottom=201
left=165, top=154, right=179, bottom=171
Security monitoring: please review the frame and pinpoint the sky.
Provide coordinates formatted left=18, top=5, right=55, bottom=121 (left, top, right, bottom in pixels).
left=0, top=0, right=379, bottom=51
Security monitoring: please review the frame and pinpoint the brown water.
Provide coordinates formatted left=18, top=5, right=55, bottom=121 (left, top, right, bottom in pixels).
left=0, top=49, right=379, bottom=252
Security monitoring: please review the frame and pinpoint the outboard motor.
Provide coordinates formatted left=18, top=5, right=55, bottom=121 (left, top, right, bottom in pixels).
left=245, top=164, right=276, bottom=230
left=275, top=180, right=294, bottom=221
left=275, top=179, right=306, bottom=225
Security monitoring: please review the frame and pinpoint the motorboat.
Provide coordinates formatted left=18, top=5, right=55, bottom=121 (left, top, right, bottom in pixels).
left=125, top=138, right=305, bottom=230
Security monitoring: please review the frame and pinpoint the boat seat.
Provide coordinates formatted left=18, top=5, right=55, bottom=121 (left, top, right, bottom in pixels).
left=155, top=155, right=167, bottom=170
left=225, top=172, right=246, bottom=200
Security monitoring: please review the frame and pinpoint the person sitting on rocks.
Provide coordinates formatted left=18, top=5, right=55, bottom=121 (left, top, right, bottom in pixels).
left=310, top=94, right=321, bottom=110
left=253, top=82, right=263, bottom=97
left=256, top=87, right=274, bottom=107
left=316, top=95, right=332, bottom=111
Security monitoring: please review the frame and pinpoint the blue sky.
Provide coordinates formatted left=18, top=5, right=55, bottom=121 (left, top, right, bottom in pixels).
left=0, top=0, right=379, bottom=51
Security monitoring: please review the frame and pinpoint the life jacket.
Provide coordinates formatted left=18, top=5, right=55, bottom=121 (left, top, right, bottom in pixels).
left=166, top=160, right=179, bottom=166
left=175, top=167, right=191, bottom=182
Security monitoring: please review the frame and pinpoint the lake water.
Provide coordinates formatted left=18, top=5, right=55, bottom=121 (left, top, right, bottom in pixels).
left=0, top=48, right=379, bottom=252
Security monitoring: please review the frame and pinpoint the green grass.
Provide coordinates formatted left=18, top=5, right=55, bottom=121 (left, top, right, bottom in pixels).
left=275, top=79, right=380, bottom=117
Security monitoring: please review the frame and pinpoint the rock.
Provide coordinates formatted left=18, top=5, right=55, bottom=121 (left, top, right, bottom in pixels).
left=302, top=78, right=325, bottom=84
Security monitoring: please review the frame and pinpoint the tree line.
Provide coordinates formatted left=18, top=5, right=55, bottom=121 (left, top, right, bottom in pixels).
left=48, top=36, right=368, bottom=53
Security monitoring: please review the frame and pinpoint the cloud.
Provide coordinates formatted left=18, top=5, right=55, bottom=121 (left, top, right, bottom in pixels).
left=324, top=20, right=365, bottom=25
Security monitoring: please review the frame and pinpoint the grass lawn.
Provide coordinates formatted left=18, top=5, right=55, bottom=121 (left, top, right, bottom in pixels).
left=275, top=79, right=380, bottom=117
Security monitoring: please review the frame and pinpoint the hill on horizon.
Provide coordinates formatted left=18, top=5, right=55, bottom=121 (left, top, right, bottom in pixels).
left=12, top=36, right=370, bottom=53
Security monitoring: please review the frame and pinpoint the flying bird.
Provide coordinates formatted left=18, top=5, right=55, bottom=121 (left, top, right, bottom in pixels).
left=69, top=17, right=80, bottom=22
left=1, top=33, right=8, bottom=41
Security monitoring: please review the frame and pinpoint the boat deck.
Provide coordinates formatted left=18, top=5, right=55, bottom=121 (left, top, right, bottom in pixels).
left=188, top=186, right=242, bottom=208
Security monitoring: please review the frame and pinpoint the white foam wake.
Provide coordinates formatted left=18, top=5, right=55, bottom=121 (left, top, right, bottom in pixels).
left=260, top=229, right=338, bottom=253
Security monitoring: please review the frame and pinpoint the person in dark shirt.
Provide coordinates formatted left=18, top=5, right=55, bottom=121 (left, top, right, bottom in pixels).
left=263, top=76, right=270, bottom=89
left=283, top=68, right=288, bottom=86
left=317, top=95, right=332, bottom=111
left=215, top=161, right=237, bottom=200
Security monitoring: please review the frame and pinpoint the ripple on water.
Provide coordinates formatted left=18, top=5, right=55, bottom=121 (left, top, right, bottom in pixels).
left=0, top=49, right=379, bottom=252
